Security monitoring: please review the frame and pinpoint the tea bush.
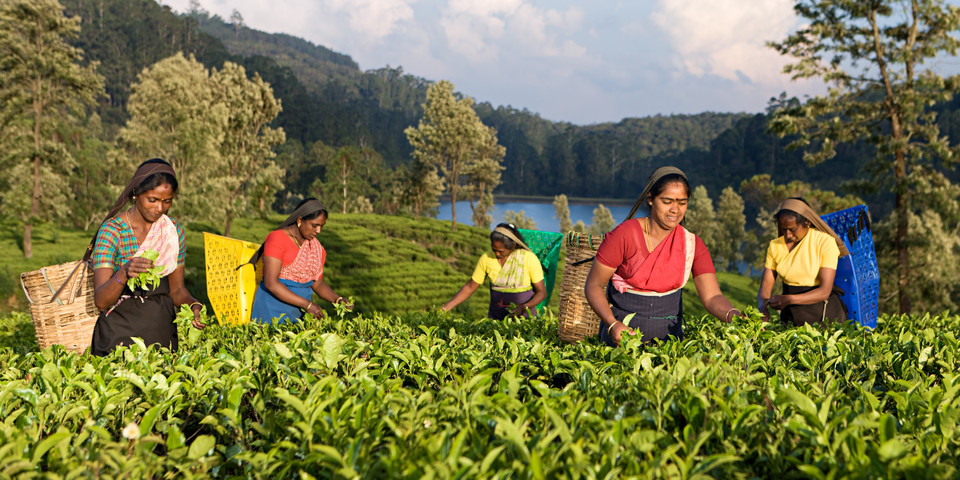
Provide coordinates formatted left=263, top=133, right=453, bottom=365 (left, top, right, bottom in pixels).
left=0, top=309, right=957, bottom=478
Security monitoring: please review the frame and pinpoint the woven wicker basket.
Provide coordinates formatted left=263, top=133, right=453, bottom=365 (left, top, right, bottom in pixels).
left=557, top=232, right=605, bottom=343
left=20, top=260, right=98, bottom=353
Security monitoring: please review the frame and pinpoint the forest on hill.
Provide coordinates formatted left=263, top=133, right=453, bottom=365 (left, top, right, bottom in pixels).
left=59, top=0, right=896, bottom=203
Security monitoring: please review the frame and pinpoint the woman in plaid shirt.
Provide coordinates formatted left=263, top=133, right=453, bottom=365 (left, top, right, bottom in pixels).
left=89, top=159, right=205, bottom=356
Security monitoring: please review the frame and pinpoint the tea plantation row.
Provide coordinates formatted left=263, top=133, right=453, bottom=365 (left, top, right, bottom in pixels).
left=0, top=307, right=957, bottom=478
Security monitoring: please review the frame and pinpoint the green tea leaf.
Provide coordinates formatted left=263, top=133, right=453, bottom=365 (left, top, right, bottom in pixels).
left=127, top=249, right=164, bottom=291
left=187, top=434, right=216, bottom=460
left=31, top=431, right=71, bottom=463
left=321, top=333, right=343, bottom=370
left=877, top=438, right=906, bottom=461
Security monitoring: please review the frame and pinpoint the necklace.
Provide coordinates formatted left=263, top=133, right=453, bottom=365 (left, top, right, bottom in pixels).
left=125, top=209, right=133, bottom=229
left=289, top=226, right=303, bottom=249
left=644, top=217, right=664, bottom=251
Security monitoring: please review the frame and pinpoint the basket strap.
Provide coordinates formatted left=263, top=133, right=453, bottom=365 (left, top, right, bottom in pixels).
left=571, top=257, right=594, bottom=267
left=40, top=267, right=64, bottom=306
left=65, top=262, right=85, bottom=304
left=48, top=260, right=85, bottom=305
left=19, top=274, right=34, bottom=304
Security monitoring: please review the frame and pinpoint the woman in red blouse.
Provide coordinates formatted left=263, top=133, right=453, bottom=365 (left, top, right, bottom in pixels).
left=249, top=198, right=350, bottom=324
left=585, top=167, right=743, bottom=347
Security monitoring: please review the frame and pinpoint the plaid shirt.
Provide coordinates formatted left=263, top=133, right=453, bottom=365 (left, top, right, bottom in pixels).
left=92, top=216, right=186, bottom=271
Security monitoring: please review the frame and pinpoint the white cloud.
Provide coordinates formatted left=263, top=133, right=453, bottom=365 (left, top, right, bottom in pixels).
left=318, top=0, right=414, bottom=43
left=440, top=1, right=587, bottom=63
left=446, top=0, right=522, bottom=17
left=651, top=0, right=797, bottom=87
left=323, top=0, right=416, bottom=42
left=440, top=15, right=502, bottom=63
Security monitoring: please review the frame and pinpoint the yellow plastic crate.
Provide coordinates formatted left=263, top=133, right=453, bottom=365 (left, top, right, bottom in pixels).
left=203, top=232, right=261, bottom=324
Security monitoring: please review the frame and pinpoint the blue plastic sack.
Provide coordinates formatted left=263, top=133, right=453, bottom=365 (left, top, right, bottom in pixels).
left=820, top=205, right=879, bottom=328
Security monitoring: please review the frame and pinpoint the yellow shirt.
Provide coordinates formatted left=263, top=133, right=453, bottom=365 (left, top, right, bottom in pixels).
left=471, top=249, right=544, bottom=292
left=765, top=228, right=840, bottom=287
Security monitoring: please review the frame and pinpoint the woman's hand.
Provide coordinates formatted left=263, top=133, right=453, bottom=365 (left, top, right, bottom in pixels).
left=123, top=256, right=154, bottom=279
left=191, top=306, right=206, bottom=330
left=334, top=296, right=354, bottom=311
left=304, top=302, right=322, bottom=317
left=510, top=302, right=531, bottom=317
left=609, top=321, right=635, bottom=346
left=767, top=295, right=791, bottom=310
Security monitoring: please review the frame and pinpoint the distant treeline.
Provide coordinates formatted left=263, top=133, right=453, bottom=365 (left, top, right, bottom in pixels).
left=62, top=0, right=960, bottom=216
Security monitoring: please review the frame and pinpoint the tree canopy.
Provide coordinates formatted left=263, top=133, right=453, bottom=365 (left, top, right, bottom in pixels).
left=769, top=0, right=960, bottom=313
left=0, top=0, right=104, bottom=258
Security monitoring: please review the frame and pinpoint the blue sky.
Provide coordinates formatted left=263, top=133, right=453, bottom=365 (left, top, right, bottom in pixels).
left=160, top=0, right=829, bottom=124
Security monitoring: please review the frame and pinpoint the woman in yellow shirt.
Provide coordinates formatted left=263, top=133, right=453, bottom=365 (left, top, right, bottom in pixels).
left=758, top=198, right=849, bottom=325
left=442, top=223, right=547, bottom=319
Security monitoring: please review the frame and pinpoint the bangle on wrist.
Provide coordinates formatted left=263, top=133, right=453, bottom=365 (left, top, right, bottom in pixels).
left=113, top=273, right=124, bottom=286
left=189, top=301, right=203, bottom=312
left=607, top=321, right=618, bottom=335
left=334, top=296, right=343, bottom=304
left=724, top=308, right=740, bottom=322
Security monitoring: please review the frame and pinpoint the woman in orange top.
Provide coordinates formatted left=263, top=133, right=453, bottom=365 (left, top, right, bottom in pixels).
left=758, top=198, right=849, bottom=326
left=248, top=198, right=351, bottom=324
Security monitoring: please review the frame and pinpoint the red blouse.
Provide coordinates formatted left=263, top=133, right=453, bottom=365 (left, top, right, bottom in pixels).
left=595, top=219, right=715, bottom=292
left=262, top=229, right=326, bottom=283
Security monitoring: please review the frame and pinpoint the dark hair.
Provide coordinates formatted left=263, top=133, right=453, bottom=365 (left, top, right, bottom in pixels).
left=131, top=158, right=178, bottom=197
left=646, top=173, right=690, bottom=204
left=490, top=223, right=524, bottom=251
left=296, top=197, right=328, bottom=221
left=774, top=197, right=812, bottom=227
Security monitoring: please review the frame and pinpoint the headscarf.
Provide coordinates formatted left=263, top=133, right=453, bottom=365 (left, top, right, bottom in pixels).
left=244, top=199, right=328, bottom=268
left=493, top=225, right=531, bottom=251
left=776, top=198, right=850, bottom=257
left=624, top=166, right=688, bottom=221
left=83, top=159, right=177, bottom=262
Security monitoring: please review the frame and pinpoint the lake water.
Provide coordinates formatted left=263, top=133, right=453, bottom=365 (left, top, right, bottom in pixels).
left=437, top=200, right=635, bottom=232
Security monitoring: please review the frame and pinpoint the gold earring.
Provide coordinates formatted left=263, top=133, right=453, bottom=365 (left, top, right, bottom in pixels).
left=297, top=220, right=301, bottom=227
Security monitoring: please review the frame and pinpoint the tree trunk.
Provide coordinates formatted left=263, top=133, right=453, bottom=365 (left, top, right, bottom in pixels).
left=341, top=161, right=348, bottom=214
left=894, top=153, right=911, bottom=314
left=450, top=182, right=458, bottom=232
left=224, top=212, right=234, bottom=238
left=24, top=223, right=34, bottom=259
left=25, top=155, right=42, bottom=259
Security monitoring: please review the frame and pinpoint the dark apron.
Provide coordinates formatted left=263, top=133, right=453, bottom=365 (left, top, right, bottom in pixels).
left=599, top=283, right=684, bottom=346
left=90, top=277, right=177, bottom=356
left=489, top=289, right=536, bottom=320
left=780, top=284, right=847, bottom=326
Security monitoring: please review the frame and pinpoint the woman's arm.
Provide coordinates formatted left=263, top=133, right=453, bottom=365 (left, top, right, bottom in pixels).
left=442, top=280, right=481, bottom=312
left=512, top=280, right=546, bottom=316
left=93, top=258, right=135, bottom=312
left=167, top=265, right=205, bottom=329
left=585, top=260, right=633, bottom=346
left=767, top=268, right=836, bottom=310
left=693, top=273, right=741, bottom=323
left=311, top=278, right=352, bottom=310
left=757, top=268, right=777, bottom=321
left=93, top=257, right=153, bottom=311
left=261, top=255, right=325, bottom=317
